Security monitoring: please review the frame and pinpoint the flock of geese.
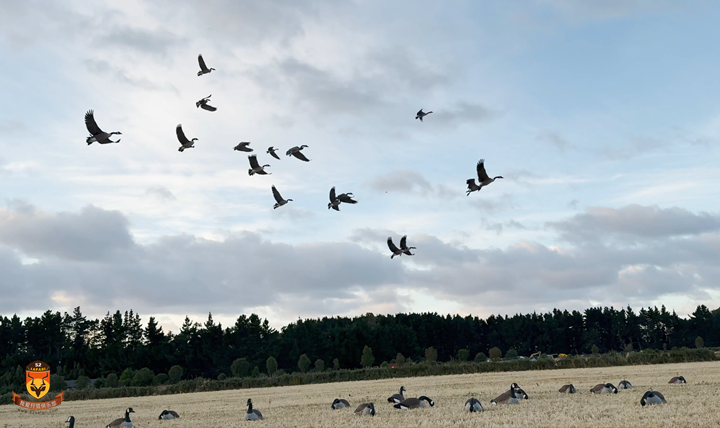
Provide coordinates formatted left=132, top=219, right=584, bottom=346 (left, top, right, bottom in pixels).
left=82, top=54, right=507, bottom=260
left=60, top=376, right=685, bottom=426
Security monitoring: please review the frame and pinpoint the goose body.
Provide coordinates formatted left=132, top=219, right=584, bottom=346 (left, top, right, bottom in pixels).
left=415, top=108, right=432, bottom=122
left=491, top=385, right=520, bottom=405
left=464, top=397, right=483, bottom=412
left=387, top=386, right=406, bottom=403
left=590, top=383, right=618, bottom=394
left=248, top=154, right=270, bottom=175
left=85, top=110, right=121, bottom=145
left=106, top=408, right=134, bottom=428
left=641, top=390, right=667, bottom=406
left=158, top=410, right=180, bottom=419
left=234, top=142, right=253, bottom=152
left=331, top=398, right=350, bottom=409
left=176, top=124, right=197, bottom=152
left=195, top=95, right=216, bottom=111
left=244, top=399, right=263, bottom=421
left=286, top=145, right=310, bottom=161
left=669, top=376, right=686, bottom=384
left=558, top=384, right=577, bottom=393
left=197, top=54, right=215, bottom=76
left=467, top=159, right=503, bottom=195
left=337, top=192, right=357, bottom=204
left=267, top=146, right=281, bottom=160
left=354, top=402, right=375, bottom=416
left=272, top=185, right=292, bottom=209
left=618, top=380, right=633, bottom=389
left=65, top=416, right=75, bottom=428
left=388, top=236, right=415, bottom=259
left=394, top=396, right=434, bottom=410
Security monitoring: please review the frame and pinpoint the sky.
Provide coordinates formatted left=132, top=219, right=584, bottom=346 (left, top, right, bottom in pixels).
left=1, top=0, right=719, bottom=334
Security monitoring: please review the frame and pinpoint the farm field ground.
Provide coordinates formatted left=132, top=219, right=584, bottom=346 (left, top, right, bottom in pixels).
left=2, top=361, right=719, bottom=427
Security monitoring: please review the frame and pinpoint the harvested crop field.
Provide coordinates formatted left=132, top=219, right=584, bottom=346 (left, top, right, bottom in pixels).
left=2, top=361, right=719, bottom=427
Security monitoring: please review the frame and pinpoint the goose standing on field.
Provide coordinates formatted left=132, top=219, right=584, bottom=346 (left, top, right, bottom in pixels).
left=618, top=380, right=633, bottom=389
left=590, top=383, right=618, bottom=394
left=415, top=108, right=432, bottom=122
left=467, top=159, right=503, bottom=195
left=491, top=385, right=519, bottom=405
left=387, top=386, right=406, bottom=403
left=176, top=124, right=197, bottom=152
left=158, top=410, right=180, bottom=419
left=267, top=146, right=281, bottom=160
left=65, top=416, right=75, bottom=428
left=394, top=396, right=434, bottom=410
left=248, top=154, right=270, bottom=175
left=85, top=110, right=121, bottom=145
left=464, top=397, right=483, bottom=412
left=558, top=384, right=577, bottom=393
left=234, top=142, right=253, bottom=152
left=195, top=95, right=216, bottom=111
left=271, top=185, right=292, bottom=209
left=328, top=187, right=341, bottom=211
left=197, top=54, right=215, bottom=76
left=331, top=398, right=350, bottom=409
left=641, top=391, right=667, bottom=406
left=244, top=399, right=263, bottom=421
left=669, top=376, right=686, bottom=384
left=106, top=408, right=134, bottom=428
left=286, top=145, right=310, bottom=161
left=354, top=402, right=375, bottom=416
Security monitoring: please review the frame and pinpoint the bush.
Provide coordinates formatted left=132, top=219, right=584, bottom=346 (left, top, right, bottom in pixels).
left=119, top=368, right=136, bottom=387
left=266, top=356, right=278, bottom=376
left=93, top=377, right=105, bottom=389
left=314, top=359, right=325, bottom=372
left=105, top=373, right=118, bottom=388
left=231, top=358, right=250, bottom=377
left=474, top=352, right=487, bottom=362
left=696, top=336, right=705, bottom=349
left=333, top=358, right=340, bottom=370
left=457, top=349, right=470, bottom=362
left=50, top=374, right=67, bottom=392
left=251, top=366, right=260, bottom=377
left=133, top=368, right=154, bottom=387
left=298, top=354, right=311, bottom=373
left=506, top=349, right=518, bottom=359
left=154, top=373, right=170, bottom=385
left=624, top=343, right=634, bottom=352
left=75, top=375, right=91, bottom=389
left=381, top=361, right=389, bottom=368
left=425, top=347, right=438, bottom=364
left=489, top=347, right=502, bottom=360
left=168, top=365, right=183, bottom=384
left=361, top=346, right=374, bottom=368
left=217, top=373, right=227, bottom=381
left=591, top=344, right=600, bottom=355
left=396, top=353, right=406, bottom=366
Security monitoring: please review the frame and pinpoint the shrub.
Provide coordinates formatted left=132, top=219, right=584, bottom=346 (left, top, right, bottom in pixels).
left=251, top=366, right=260, bottom=377
left=396, top=353, right=406, bottom=366
left=333, top=358, right=340, bottom=370
left=298, top=354, right=311, bottom=373
left=361, top=346, right=374, bottom=368
left=314, top=359, right=325, bottom=372
left=506, top=349, right=518, bottom=359
left=105, top=373, right=118, bottom=388
left=696, top=336, right=705, bottom=349
left=168, top=365, right=183, bottom=384
left=457, top=348, right=470, bottom=362
left=75, top=375, right=91, bottom=389
left=217, top=373, right=227, bottom=381
left=591, top=344, right=600, bottom=355
left=119, top=368, right=135, bottom=387
left=154, top=373, right=170, bottom=385
left=49, top=374, right=67, bottom=392
left=474, top=352, right=487, bottom=362
left=489, top=347, right=502, bottom=360
left=381, top=361, right=389, bottom=368
left=231, top=358, right=250, bottom=377
left=133, top=368, right=155, bottom=386
left=266, top=356, right=278, bottom=376
left=425, top=347, right=438, bottom=364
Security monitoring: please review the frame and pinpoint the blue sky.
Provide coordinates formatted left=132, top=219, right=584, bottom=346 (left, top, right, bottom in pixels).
left=1, top=0, right=719, bottom=332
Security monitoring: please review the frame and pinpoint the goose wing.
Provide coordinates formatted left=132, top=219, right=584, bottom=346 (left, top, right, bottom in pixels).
left=337, top=193, right=357, bottom=204
left=268, top=148, right=281, bottom=160
left=168, top=410, right=180, bottom=418
left=271, top=185, right=284, bottom=203
left=85, top=110, right=104, bottom=136
left=399, top=235, right=409, bottom=250
left=387, top=237, right=400, bottom=253
left=176, top=124, right=191, bottom=145
left=329, top=186, right=337, bottom=202
left=653, top=391, right=666, bottom=402
left=105, top=417, right=124, bottom=428
left=417, top=109, right=423, bottom=116
left=198, top=54, right=209, bottom=72
left=248, top=154, right=261, bottom=168
left=291, top=151, right=310, bottom=162
left=200, top=103, right=216, bottom=111
left=476, top=159, right=490, bottom=182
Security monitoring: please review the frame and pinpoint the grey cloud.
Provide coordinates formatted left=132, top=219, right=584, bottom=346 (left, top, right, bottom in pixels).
left=537, top=129, right=575, bottom=151
left=429, top=102, right=498, bottom=128
left=469, top=193, right=516, bottom=214
left=145, top=186, right=176, bottom=201
left=0, top=120, right=24, bottom=133
left=84, top=59, right=179, bottom=93
left=96, top=26, right=186, bottom=56
left=601, top=135, right=669, bottom=160
left=484, top=219, right=526, bottom=235
left=368, top=170, right=458, bottom=200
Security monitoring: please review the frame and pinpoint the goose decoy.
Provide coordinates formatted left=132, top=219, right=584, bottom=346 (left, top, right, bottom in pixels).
left=618, top=380, right=633, bottom=389
left=248, top=154, right=270, bottom=175
left=195, top=94, right=216, bottom=111
left=328, top=187, right=341, bottom=211
left=558, top=384, right=577, bottom=393
left=590, top=383, right=618, bottom=394
left=197, top=54, right=215, bottom=76
left=399, top=235, right=416, bottom=256
left=337, top=192, right=357, bottom=204
left=669, top=376, right=686, bottom=384
left=331, top=398, right=350, bottom=409
left=158, top=410, right=180, bottom=419
left=106, top=408, right=134, bottom=428
left=267, top=146, right=281, bottom=160
left=286, top=145, right=310, bottom=161
left=65, top=416, right=75, bottom=428
left=234, top=142, right=253, bottom=152
left=491, top=385, right=519, bottom=404
left=415, top=108, right=432, bottom=122
left=176, top=124, right=197, bottom=152
left=394, top=396, right=434, bottom=410
left=244, top=399, right=263, bottom=421
left=464, top=397, right=483, bottom=412
left=387, top=386, right=406, bottom=403
left=354, top=402, right=375, bottom=416
left=271, top=185, right=292, bottom=209
left=640, top=390, right=667, bottom=406
left=85, top=110, right=121, bottom=145
left=466, top=159, right=503, bottom=195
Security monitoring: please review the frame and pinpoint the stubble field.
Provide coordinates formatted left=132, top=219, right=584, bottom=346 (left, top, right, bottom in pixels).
left=2, top=361, right=719, bottom=427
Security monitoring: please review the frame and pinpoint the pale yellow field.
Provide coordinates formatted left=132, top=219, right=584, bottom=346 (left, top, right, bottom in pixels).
left=2, top=361, right=719, bottom=427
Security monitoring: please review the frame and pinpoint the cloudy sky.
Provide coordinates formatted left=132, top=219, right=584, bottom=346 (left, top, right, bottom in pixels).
left=1, top=0, right=719, bottom=333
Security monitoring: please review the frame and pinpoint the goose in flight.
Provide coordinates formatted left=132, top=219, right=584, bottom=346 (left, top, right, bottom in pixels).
left=85, top=110, right=121, bottom=145
left=196, top=94, right=217, bottom=111
left=248, top=154, right=270, bottom=175
left=234, top=142, right=253, bottom=152
left=197, top=54, right=215, bottom=76
left=337, top=192, right=357, bottom=204
left=286, top=145, right=310, bottom=161
left=328, top=187, right=341, bottom=211
left=176, top=124, right=197, bottom=152
left=388, top=236, right=415, bottom=259
left=267, top=146, right=281, bottom=160
left=415, top=108, right=432, bottom=122
left=272, top=185, right=292, bottom=209
left=466, top=159, right=503, bottom=195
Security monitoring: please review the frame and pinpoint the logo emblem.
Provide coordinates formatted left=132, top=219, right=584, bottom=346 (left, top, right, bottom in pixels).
left=25, top=360, right=51, bottom=399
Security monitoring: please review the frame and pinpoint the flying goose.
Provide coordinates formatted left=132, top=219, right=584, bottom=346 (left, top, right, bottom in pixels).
left=65, top=416, right=75, bottom=428
left=267, top=146, right=281, bottom=160
left=467, top=159, right=503, bottom=195
left=618, top=380, right=633, bottom=389
left=491, top=385, right=519, bottom=405
left=331, top=398, right=350, bottom=409
left=244, top=399, right=263, bottom=421
left=337, top=192, right=357, bottom=204
left=464, top=397, right=483, bottom=412
left=640, top=390, right=667, bottom=406
left=590, top=383, right=618, bottom=394
left=106, top=408, right=134, bottom=428
left=85, top=110, right=121, bottom=145
left=234, top=142, right=253, bottom=152
left=669, top=376, right=686, bottom=384
left=248, top=154, right=270, bottom=175
left=195, top=95, right=216, bottom=111
left=394, top=396, right=434, bottom=410
left=286, top=145, right=310, bottom=161
left=558, top=384, right=577, bottom=393
left=176, top=124, right=197, bottom=152
left=158, top=410, right=180, bottom=419
left=387, top=236, right=415, bottom=259
left=197, top=54, right=215, bottom=76
left=387, top=386, right=406, bottom=403
left=271, top=185, right=292, bottom=209
left=328, top=187, right=341, bottom=211
left=354, top=402, right=375, bottom=416
left=399, top=235, right=416, bottom=256
left=415, top=108, right=432, bottom=122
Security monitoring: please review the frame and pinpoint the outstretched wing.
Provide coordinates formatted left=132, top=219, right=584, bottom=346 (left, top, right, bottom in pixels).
left=248, top=154, right=260, bottom=168
left=387, top=237, right=400, bottom=253
left=176, top=124, right=190, bottom=145
left=198, top=54, right=208, bottom=72
left=268, top=149, right=280, bottom=160
left=85, top=110, right=103, bottom=135
left=200, top=103, right=216, bottom=111
left=466, top=178, right=477, bottom=189
left=417, top=109, right=423, bottom=116
left=400, top=235, right=408, bottom=249
left=292, top=151, right=310, bottom=162
left=271, top=185, right=283, bottom=203
left=329, top=186, right=337, bottom=202
left=476, top=159, right=490, bottom=182
left=337, top=193, right=357, bottom=204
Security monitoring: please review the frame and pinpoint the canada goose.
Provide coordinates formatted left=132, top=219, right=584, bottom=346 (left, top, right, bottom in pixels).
left=234, top=142, right=253, bottom=152
left=558, top=384, right=577, bottom=393
left=354, top=402, right=375, bottom=416
left=399, top=235, right=416, bottom=256
left=590, top=383, right=618, bottom=394
left=65, top=416, right=75, bottom=428
left=267, top=146, right=281, bottom=160
left=337, top=192, right=357, bottom=204
left=331, top=398, right=350, bottom=409
left=328, top=187, right=341, bottom=211
left=464, top=397, right=483, bottom=412
left=415, top=108, right=432, bottom=122
left=248, top=154, right=270, bottom=175
left=640, top=390, right=667, bottom=406
left=467, top=159, right=503, bottom=195
left=286, top=145, right=310, bottom=161
left=387, top=386, right=406, bottom=403
left=271, top=185, right=292, bottom=209
left=388, top=236, right=415, bottom=259
left=158, top=410, right=180, bottom=419
left=106, top=408, right=134, bottom=428
left=195, top=94, right=216, bottom=111
left=669, top=376, right=686, bottom=384
left=618, top=380, right=633, bottom=389
left=176, top=124, right=197, bottom=152
left=85, top=110, right=121, bottom=145
left=244, top=399, right=263, bottom=421
left=394, top=396, right=434, bottom=410
left=491, top=385, right=519, bottom=404
left=197, top=54, right=215, bottom=76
